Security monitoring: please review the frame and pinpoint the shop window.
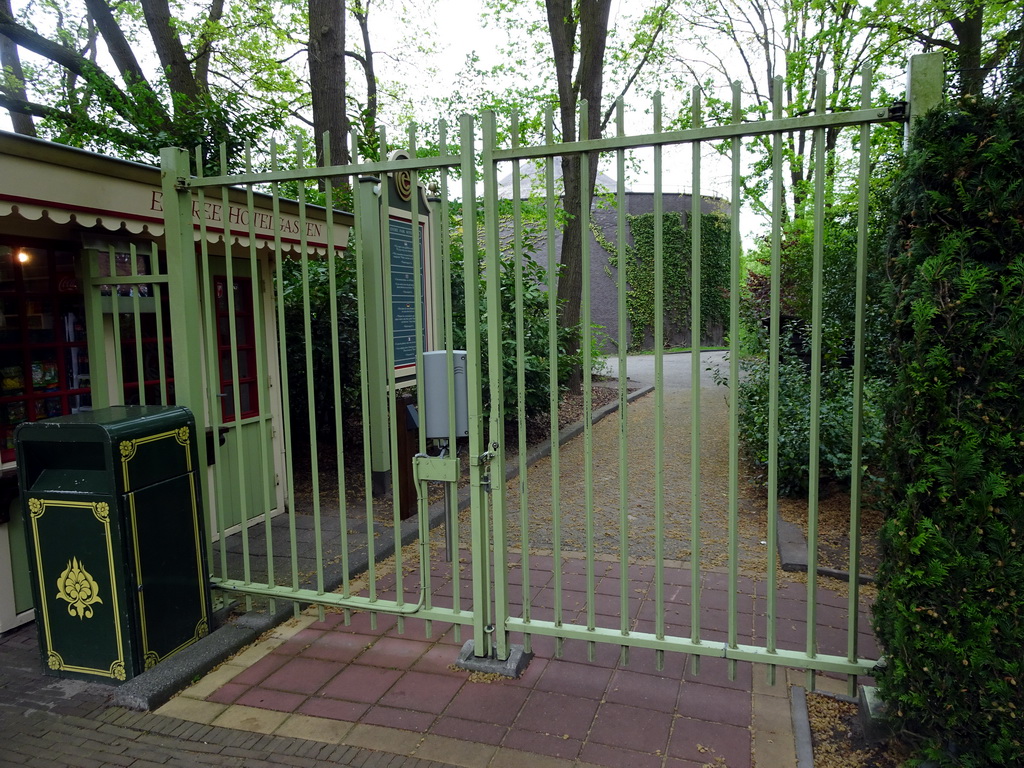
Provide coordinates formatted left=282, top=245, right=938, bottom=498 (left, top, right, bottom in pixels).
left=0, top=242, right=90, bottom=464
left=214, top=276, right=258, bottom=422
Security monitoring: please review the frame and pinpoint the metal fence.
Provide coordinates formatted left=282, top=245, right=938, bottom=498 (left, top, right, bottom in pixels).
left=159, top=55, right=943, bottom=690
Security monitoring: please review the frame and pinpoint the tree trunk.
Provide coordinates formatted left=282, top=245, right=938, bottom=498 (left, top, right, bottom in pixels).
left=351, top=3, right=378, bottom=159
left=309, top=0, right=350, bottom=187
left=547, top=0, right=611, bottom=391
left=140, top=0, right=201, bottom=104
left=0, top=0, right=35, bottom=136
left=950, top=4, right=985, bottom=96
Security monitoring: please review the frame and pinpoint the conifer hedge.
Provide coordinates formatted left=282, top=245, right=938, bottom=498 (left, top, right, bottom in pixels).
left=873, top=92, right=1024, bottom=766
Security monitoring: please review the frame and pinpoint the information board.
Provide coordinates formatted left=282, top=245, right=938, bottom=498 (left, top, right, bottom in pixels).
left=388, top=216, right=426, bottom=376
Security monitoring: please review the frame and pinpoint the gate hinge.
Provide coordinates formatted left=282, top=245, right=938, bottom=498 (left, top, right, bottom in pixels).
left=174, top=176, right=191, bottom=191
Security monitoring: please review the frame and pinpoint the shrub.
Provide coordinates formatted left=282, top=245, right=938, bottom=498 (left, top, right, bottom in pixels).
left=872, top=92, right=1024, bottom=766
left=733, top=339, right=884, bottom=497
left=449, top=215, right=583, bottom=424
left=279, top=254, right=361, bottom=443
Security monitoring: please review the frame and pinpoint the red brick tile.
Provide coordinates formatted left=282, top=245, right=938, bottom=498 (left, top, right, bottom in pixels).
left=667, top=717, right=751, bottom=768
left=356, top=636, right=429, bottom=669
left=270, top=627, right=325, bottom=656
left=236, top=687, right=308, bottom=712
left=536, top=660, right=612, bottom=700
left=378, top=671, right=464, bottom=714
left=411, top=643, right=461, bottom=675
left=443, top=681, right=530, bottom=725
left=297, top=696, right=369, bottom=722
left=513, top=691, right=599, bottom=739
left=361, top=705, right=435, bottom=733
left=300, top=630, right=372, bottom=663
left=579, top=741, right=664, bottom=768
left=501, top=728, right=582, bottom=760
left=605, top=669, right=681, bottom=712
left=677, top=682, right=751, bottom=727
left=432, top=716, right=508, bottom=745
left=262, top=657, right=342, bottom=695
left=229, top=652, right=288, bottom=685
left=319, top=665, right=402, bottom=703
left=589, top=702, right=672, bottom=753
left=205, top=682, right=248, bottom=704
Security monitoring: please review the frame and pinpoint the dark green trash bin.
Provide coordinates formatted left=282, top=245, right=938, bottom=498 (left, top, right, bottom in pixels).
left=15, top=406, right=210, bottom=683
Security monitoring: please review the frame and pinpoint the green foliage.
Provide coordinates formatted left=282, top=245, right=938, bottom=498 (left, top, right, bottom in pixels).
left=731, top=341, right=885, bottom=497
left=607, top=211, right=730, bottom=351
left=279, top=254, right=361, bottom=443
left=873, top=92, right=1024, bottom=767
left=449, top=213, right=582, bottom=424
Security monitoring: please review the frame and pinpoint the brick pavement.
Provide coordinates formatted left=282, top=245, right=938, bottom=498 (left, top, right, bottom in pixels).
left=0, top=621, right=459, bottom=768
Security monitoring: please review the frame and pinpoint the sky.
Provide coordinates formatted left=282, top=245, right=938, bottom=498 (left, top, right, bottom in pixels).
left=0, top=0, right=760, bottom=236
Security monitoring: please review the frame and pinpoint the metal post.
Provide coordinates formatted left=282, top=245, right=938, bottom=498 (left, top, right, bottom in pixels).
left=160, top=148, right=210, bottom=496
left=357, top=175, right=391, bottom=494
left=907, top=52, right=944, bottom=139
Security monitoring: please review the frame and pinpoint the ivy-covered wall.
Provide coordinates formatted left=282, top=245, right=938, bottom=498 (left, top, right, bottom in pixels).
left=873, top=92, right=1024, bottom=766
left=607, top=211, right=731, bottom=350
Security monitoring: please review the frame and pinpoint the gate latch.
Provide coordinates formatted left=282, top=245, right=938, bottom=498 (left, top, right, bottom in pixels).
left=413, top=454, right=459, bottom=483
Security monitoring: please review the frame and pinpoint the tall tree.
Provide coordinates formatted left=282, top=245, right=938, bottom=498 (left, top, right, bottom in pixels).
left=0, top=0, right=297, bottom=163
left=546, top=0, right=612, bottom=368
left=669, top=0, right=898, bottom=220
left=458, top=0, right=675, bottom=379
left=0, top=0, right=35, bottom=135
left=864, top=0, right=1024, bottom=96
left=309, top=0, right=350, bottom=174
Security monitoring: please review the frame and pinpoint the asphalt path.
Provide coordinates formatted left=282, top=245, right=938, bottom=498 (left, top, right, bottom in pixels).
left=598, top=350, right=732, bottom=391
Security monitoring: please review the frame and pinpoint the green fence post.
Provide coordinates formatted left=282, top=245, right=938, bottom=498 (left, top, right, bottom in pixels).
left=357, top=176, right=391, bottom=494
left=160, top=148, right=210, bottom=489
left=907, top=52, right=944, bottom=135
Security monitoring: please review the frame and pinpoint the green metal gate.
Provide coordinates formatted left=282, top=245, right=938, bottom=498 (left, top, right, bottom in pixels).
left=160, top=56, right=943, bottom=688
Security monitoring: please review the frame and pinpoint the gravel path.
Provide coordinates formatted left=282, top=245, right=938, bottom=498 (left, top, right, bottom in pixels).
left=498, top=352, right=771, bottom=572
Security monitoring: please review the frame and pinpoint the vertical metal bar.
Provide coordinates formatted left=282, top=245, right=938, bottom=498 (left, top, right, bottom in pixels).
left=243, top=141, right=276, bottom=600
left=436, top=120, right=462, bottom=641
left=82, top=249, right=110, bottom=410
left=727, top=80, right=743, bottom=679
left=579, top=101, right=596, bottom=654
left=689, top=86, right=703, bottom=655
left=482, top=110, right=510, bottom=661
left=159, top=146, right=211, bottom=548
left=108, top=246, right=125, bottom=403
left=407, top=121, right=432, bottom=627
left=461, top=114, right=493, bottom=658
left=653, top=92, right=666, bottom=669
left=510, top=112, right=532, bottom=642
left=193, top=150, right=226, bottom=584
left=805, top=71, right=827, bottom=690
left=127, top=242, right=145, bottom=406
left=151, top=245, right=169, bottom=406
left=378, top=127, right=405, bottom=620
left=325, top=137, right=350, bottom=602
left=266, top=140, right=291, bottom=599
left=766, top=77, right=784, bottom=682
left=267, top=141, right=301, bottom=602
left=545, top=108, right=563, bottom=652
left=354, top=163, right=382, bottom=614
left=846, top=66, right=873, bottom=696
left=219, top=142, right=253, bottom=594
left=615, top=98, right=630, bottom=661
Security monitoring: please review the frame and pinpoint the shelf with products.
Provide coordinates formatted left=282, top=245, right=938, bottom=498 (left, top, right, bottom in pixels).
left=0, top=242, right=91, bottom=465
